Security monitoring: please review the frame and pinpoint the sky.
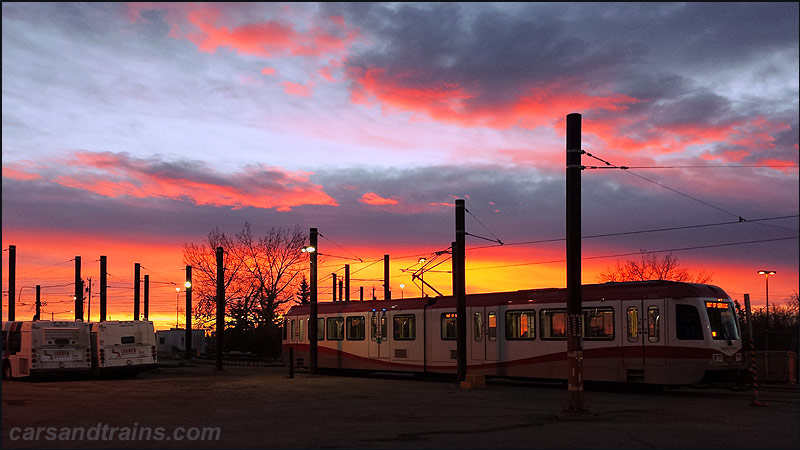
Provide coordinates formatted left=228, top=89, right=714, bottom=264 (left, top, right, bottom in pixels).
left=2, top=2, right=798, bottom=331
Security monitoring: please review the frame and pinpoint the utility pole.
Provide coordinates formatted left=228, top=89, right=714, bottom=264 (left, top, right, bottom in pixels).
left=564, top=112, right=589, bottom=417
left=134, top=263, right=141, bottom=321
left=384, top=255, right=391, bottom=300
left=8, top=245, right=16, bottom=321
left=309, top=228, right=319, bottom=375
left=455, top=199, right=466, bottom=382
left=74, top=256, right=83, bottom=321
left=215, top=247, right=224, bottom=371
left=185, top=265, right=193, bottom=359
left=332, top=273, right=337, bottom=302
left=86, top=278, right=92, bottom=322
left=143, top=275, right=149, bottom=320
left=35, top=285, right=41, bottom=321
left=345, top=264, right=350, bottom=302
left=100, top=256, right=107, bottom=322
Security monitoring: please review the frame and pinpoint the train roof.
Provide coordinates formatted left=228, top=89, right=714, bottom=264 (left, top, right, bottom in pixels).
left=285, top=280, right=731, bottom=315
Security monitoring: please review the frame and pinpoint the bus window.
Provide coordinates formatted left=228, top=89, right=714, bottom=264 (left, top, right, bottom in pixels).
left=647, top=307, right=660, bottom=343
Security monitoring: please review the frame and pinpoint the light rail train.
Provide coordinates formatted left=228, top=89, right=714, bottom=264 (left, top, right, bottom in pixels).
left=282, top=281, right=743, bottom=385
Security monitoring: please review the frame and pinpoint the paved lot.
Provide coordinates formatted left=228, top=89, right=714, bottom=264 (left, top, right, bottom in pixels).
left=2, top=363, right=798, bottom=449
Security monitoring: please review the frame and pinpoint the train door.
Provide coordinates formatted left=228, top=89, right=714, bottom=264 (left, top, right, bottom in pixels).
left=622, top=299, right=666, bottom=380
left=368, top=310, right=389, bottom=359
left=470, top=308, right=499, bottom=361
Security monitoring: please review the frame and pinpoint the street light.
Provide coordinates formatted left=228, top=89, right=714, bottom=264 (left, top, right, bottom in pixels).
left=400, top=284, right=405, bottom=299
left=176, top=287, right=181, bottom=329
left=301, top=246, right=316, bottom=253
left=50, top=310, right=73, bottom=321
left=757, top=270, right=776, bottom=351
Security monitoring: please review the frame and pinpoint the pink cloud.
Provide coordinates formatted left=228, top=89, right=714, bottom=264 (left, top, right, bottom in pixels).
left=359, top=192, right=399, bottom=206
left=2, top=165, right=42, bottom=181
left=282, top=81, right=314, bottom=97
left=261, top=67, right=277, bottom=76
left=34, top=151, right=338, bottom=211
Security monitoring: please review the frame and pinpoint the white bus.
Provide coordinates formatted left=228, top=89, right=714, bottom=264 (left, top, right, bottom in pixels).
left=91, top=321, right=157, bottom=374
left=2, top=321, right=92, bottom=379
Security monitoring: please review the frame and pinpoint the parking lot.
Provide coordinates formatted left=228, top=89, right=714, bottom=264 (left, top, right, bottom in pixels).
left=2, top=363, right=798, bottom=449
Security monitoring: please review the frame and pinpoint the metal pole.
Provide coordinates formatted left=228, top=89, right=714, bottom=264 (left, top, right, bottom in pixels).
left=565, top=112, right=587, bottom=415
left=134, top=262, right=140, bottom=321
left=309, top=228, right=318, bottom=375
left=86, top=278, right=92, bottom=323
left=744, top=294, right=768, bottom=406
left=75, top=256, right=83, bottom=321
left=8, top=245, right=16, bottom=321
left=765, top=275, right=770, bottom=352
left=455, top=199, right=466, bottom=382
left=100, top=256, right=107, bottom=322
left=345, top=264, right=350, bottom=302
left=332, top=273, right=337, bottom=302
left=215, top=246, right=224, bottom=371
left=35, top=285, right=41, bottom=321
left=185, top=266, right=193, bottom=359
left=143, top=275, right=149, bottom=321
left=384, top=255, right=391, bottom=300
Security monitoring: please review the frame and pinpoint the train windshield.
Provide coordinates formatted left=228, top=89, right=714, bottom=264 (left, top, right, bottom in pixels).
left=705, top=301, right=740, bottom=341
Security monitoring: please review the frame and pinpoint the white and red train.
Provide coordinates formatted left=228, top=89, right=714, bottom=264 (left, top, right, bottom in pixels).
left=283, top=280, right=743, bottom=385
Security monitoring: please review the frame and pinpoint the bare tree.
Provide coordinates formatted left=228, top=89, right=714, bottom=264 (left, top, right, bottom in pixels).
left=183, top=224, right=308, bottom=336
left=182, top=228, right=247, bottom=332
left=231, top=223, right=307, bottom=327
left=596, top=251, right=713, bottom=284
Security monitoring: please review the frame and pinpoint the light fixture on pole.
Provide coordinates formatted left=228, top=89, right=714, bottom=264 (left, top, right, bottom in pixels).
left=757, top=270, right=775, bottom=351
left=175, top=287, right=181, bottom=329
left=400, top=284, right=405, bottom=299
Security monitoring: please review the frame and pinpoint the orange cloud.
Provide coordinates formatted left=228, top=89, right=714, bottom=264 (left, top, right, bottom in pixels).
left=29, top=152, right=338, bottom=211
left=359, top=192, right=399, bottom=206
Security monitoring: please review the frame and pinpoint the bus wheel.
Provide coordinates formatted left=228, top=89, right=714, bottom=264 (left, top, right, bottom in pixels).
left=2, top=360, right=11, bottom=380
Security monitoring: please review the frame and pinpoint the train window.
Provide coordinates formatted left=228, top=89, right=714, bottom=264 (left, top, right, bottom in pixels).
left=474, top=313, right=483, bottom=342
left=676, top=304, right=703, bottom=340
left=488, top=312, right=497, bottom=341
left=540, top=309, right=567, bottom=340
left=290, top=320, right=296, bottom=342
left=506, top=310, right=536, bottom=340
left=317, top=318, right=325, bottom=340
left=393, top=315, right=416, bottom=340
left=326, top=317, right=344, bottom=340
left=583, top=307, right=614, bottom=340
left=299, top=319, right=305, bottom=342
left=346, top=316, right=365, bottom=340
left=647, top=307, right=660, bottom=343
left=706, top=302, right=740, bottom=341
left=627, top=307, right=639, bottom=342
left=441, top=313, right=457, bottom=340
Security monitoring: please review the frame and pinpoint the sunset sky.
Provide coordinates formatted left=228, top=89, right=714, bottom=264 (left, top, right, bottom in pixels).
left=2, top=2, right=798, bottom=331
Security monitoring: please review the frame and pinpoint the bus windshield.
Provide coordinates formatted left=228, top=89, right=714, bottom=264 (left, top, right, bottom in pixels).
left=705, top=301, right=740, bottom=341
